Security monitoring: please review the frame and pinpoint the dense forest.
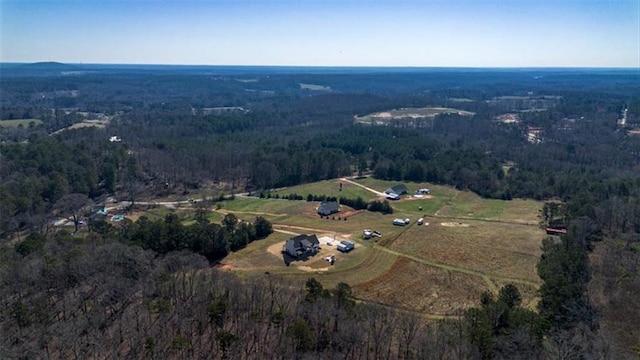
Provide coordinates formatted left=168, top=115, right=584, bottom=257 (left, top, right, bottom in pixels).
left=1, top=64, right=639, bottom=358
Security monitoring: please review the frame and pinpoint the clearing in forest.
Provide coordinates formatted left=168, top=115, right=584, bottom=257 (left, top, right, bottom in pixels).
left=354, top=107, right=475, bottom=125
left=218, top=177, right=545, bottom=316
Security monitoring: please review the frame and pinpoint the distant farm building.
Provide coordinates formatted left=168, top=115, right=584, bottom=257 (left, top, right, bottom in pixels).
left=317, top=201, right=340, bottom=216
left=526, top=126, right=543, bottom=144
left=385, top=184, right=409, bottom=200
left=284, top=234, right=320, bottom=258
left=495, top=113, right=520, bottom=124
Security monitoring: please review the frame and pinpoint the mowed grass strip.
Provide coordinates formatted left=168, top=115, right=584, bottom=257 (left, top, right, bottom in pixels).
left=390, top=219, right=543, bottom=283
left=0, top=118, right=43, bottom=127
left=353, top=257, right=486, bottom=315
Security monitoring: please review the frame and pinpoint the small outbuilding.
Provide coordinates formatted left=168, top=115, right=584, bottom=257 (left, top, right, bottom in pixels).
left=337, top=240, right=355, bottom=253
left=414, top=188, right=430, bottom=197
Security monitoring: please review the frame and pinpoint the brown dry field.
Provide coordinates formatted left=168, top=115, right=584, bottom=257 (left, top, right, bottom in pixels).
left=354, top=257, right=485, bottom=315
left=389, top=219, right=543, bottom=283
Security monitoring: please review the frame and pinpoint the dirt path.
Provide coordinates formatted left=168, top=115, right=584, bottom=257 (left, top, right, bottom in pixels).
left=339, top=177, right=387, bottom=197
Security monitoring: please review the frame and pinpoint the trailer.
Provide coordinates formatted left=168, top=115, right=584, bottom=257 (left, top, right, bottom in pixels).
left=393, top=218, right=406, bottom=226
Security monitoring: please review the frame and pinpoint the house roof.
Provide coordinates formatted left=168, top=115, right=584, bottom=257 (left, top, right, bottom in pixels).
left=318, top=201, right=339, bottom=213
left=288, top=234, right=319, bottom=248
left=386, top=184, right=408, bottom=195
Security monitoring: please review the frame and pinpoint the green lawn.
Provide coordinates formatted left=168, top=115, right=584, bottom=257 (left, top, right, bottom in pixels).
left=435, top=191, right=542, bottom=224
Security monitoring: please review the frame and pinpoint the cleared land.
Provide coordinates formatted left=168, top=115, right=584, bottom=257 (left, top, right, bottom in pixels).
left=354, top=107, right=475, bottom=125
left=218, top=178, right=545, bottom=316
left=299, top=83, right=331, bottom=91
left=0, top=119, right=43, bottom=127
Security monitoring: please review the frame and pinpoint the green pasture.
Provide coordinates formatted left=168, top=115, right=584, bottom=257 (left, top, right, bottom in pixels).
left=0, top=119, right=42, bottom=128
left=435, top=191, right=542, bottom=224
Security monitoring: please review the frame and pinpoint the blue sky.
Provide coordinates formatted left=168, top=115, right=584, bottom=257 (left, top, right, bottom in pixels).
left=1, top=0, right=639, bottom=67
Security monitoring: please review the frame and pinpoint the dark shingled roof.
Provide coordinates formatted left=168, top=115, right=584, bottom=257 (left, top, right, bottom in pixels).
left=386, top=184, right=408, bottom=195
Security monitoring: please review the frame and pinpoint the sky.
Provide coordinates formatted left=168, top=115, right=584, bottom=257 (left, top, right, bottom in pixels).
left=1, top=0, right=639, bottom=67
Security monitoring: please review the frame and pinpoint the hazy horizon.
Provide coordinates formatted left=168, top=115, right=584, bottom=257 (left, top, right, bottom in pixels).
left=2, top=0, right=639, bottom=68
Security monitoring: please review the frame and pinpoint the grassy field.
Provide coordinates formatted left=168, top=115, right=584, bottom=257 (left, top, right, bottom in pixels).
left=217, top=178, right=546, bottom=316
left=271, top=179, right=379, bottom=201
left=434, top=191, right=541, bottom=224
left=0, top=119, right=43, bottom=127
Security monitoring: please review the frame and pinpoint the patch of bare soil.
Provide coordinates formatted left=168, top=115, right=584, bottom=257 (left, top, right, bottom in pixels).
left=440, top=222, right=470, bottom=227
left=339, top=209, right=365, bottom=218
left=214, top=263, right=233, bottom=271
left=266, top=239, right=337, bottom=272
